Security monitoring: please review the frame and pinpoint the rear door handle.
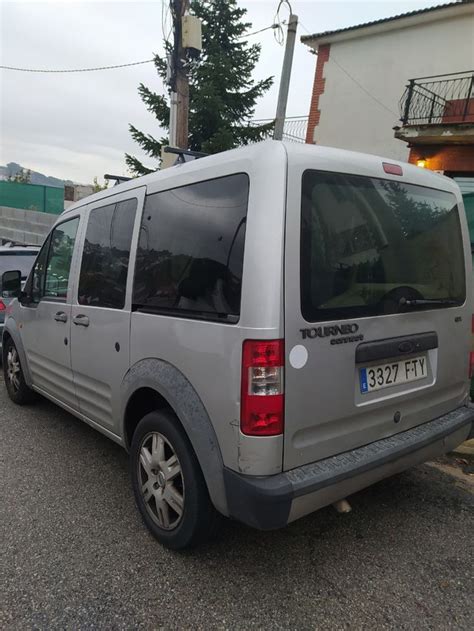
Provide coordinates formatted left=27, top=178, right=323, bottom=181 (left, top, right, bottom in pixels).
left=73, top=314, right=90, bottom=327
left=54, top=311, right=68, bottom=323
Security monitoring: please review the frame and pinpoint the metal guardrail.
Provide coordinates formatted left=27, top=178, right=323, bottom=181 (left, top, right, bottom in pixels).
left=399, top=70, right=474, bottom=125
left=251, top=116, right=308, bottom=143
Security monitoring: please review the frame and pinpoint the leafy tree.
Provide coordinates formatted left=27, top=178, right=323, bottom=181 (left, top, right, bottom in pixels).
left=8, top=168, right=31, bottom=184
left=92, top=176, right=109, bottom=193
left=126, top=0, right=274, bottom=175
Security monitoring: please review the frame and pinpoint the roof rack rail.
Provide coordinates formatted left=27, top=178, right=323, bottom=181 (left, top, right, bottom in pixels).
left=163, top=147, right=208, bottom=164
left=104, top=174, right=133, bottom=186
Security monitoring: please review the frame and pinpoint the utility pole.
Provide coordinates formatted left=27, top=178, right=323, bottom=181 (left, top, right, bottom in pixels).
left=169, top=0, right=190, bottom=149
left=273, top=12, right=298, bottom=141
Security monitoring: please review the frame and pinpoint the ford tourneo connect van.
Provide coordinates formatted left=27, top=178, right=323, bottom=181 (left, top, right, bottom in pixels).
left=2, top=141, right=473, bottom=549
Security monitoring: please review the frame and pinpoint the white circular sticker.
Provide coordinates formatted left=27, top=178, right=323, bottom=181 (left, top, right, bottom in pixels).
left=289, top=345, right=308, bottom=369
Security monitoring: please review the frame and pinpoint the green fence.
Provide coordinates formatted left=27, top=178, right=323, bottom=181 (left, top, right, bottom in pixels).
left=0, top=181, right=64, bottom=215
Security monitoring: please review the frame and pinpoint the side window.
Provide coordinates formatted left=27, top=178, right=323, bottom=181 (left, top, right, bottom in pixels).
left=44, top=218, right=80, bottom=300
left=28, top=239, right=50, bottom=304
left=133, top=173, right=249, bottom=321
left=78, top=198, right=137, bottom=309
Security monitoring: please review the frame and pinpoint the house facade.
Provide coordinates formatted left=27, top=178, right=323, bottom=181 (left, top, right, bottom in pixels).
left=302, top=1, right=474, bottom=184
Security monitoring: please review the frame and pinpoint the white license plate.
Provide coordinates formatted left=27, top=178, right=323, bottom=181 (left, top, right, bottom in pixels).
left=359, top=355, right=428, bottom=394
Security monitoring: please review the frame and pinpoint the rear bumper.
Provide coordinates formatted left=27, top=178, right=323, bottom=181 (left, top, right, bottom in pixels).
left=223, top=405, right=474, bottom=530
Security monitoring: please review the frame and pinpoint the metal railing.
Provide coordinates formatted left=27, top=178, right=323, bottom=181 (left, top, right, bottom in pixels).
left=399, top=70, right=474, bottom=125
left=251, top=116, right=308, bottom=143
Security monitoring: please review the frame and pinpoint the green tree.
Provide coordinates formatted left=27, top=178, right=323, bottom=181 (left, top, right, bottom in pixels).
left=126, top=0, right=274, bottom=175
left=92, top=176, right=109, bottom=193
left=8, top=168, right=31, bottom=183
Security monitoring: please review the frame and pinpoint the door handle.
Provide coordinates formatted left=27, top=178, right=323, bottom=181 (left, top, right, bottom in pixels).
left=73, top=314, right=90, bottom=327
left=54, top=311, right=68, bottom=323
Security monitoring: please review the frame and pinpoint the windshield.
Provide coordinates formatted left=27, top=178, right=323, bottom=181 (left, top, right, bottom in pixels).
left=300, top=171, right=466, bottom=321
left=0, top=252, right=38, bottom=280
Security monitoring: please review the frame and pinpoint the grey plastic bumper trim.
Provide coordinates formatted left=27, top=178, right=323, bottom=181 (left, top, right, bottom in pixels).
left=286, top=406, right=474, bottom=497
left=223, top=406, right=474, bottom=530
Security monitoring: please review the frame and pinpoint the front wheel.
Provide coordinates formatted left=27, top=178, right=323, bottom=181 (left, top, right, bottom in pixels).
left=3, top=337, right=37, bottom=405
left=130, top=410, right=221, bottom=550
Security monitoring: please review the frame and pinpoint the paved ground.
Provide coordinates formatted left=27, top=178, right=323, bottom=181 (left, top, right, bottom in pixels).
left=1, top=382, right=473, bottom=630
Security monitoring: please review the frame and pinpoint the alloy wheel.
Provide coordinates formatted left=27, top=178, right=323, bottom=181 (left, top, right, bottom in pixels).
left=138, top=431, right=185, bottom=530
left=7, top=346, right=21, bottom=392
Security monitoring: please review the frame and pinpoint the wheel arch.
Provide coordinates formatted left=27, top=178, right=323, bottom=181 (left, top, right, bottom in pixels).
left=123, top=386, right=171, bottom=448
left=2, top=318, right=33, bottom=386
left=121, top=358, right=228, bottom=517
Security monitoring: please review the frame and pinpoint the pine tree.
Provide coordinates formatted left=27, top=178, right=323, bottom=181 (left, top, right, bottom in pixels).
left=125, top=0, right=274, bottom=175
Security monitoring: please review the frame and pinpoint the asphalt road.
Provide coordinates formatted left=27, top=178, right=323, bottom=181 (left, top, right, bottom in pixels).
left=1, top=381, right=473, bottom=630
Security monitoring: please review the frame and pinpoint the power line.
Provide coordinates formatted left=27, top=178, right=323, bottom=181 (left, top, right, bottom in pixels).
left=330, top=55, right=398, bottom=117
left=2, top=22, right=289, bottom=74
left=273, top=0, right=293, bottom=45
left=298, top=20, right=312, bottom=35
left=238, top=23, right=280, bottom=38
left=161, top=0, right=173, bottom=44
left=0, top=59, right=155, bottom=73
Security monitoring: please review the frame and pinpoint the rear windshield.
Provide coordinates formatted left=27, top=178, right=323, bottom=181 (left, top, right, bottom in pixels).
left=301, top=170, right=466, bottom=322
left=0, top=252, right=38, bottom=280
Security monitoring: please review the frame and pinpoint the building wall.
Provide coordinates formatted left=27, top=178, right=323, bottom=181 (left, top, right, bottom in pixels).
left=308, top=11, right=474, bottom=160
left=408, top=146, right=474, bottom=172
left=306, top=44, right=330, bottom=144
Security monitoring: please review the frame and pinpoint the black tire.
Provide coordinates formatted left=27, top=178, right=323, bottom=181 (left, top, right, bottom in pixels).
left=130, top=410, right=221, bottom=550
left=2, top=337, right=37, bottom=405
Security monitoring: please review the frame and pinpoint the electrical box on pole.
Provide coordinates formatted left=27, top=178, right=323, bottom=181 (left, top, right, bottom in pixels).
left=162, top=0, right=202, bottom=166
left=182, top=14, right=202, bottom=58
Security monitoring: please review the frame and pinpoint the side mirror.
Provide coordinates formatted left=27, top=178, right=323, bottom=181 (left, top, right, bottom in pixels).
left=1, top=270, right=22, bottom=299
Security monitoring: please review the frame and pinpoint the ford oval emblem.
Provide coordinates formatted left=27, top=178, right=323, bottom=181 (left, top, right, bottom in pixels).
left=398, top=341, right=414, bottom=354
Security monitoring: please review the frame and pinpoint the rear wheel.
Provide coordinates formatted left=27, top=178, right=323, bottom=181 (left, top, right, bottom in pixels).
left=3, top=337, right=37, bottom=405
left=130, top=410, right=221, bottom=550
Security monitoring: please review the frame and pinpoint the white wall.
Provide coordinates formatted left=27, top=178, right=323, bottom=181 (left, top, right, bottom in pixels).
left=314, top=12, right=474, bottom=161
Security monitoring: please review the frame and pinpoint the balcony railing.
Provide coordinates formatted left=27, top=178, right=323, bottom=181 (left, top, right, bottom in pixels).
left=399, top=71, right=474, bottom=126
left=251, top=116, right=308, bottom=143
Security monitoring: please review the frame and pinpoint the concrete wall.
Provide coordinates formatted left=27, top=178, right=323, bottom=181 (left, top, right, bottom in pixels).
left=64, top=183, right=95, bottom=209
left=0, top=206, right=56, bottom=246
left=309, top=10, right=474, bottom=160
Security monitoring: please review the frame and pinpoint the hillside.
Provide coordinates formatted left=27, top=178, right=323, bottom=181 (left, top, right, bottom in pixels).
left=0, top=162, right=74, bottom=188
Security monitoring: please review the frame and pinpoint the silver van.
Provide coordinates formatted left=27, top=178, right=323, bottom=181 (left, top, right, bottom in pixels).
left=2, top=141, right=473, bottom=549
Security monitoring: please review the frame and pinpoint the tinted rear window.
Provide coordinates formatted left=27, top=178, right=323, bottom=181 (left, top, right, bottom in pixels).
left=301, top=171, right=466, bottom=322
left=0, top=252, right=38, bottom=279
left=133, top=174, right=249, bottom=322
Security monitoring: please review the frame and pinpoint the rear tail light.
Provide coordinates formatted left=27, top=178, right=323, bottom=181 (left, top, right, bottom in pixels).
left=241, top=339, right=284, bottom=436
left=469, top=315, right=474, bottom=379
left=0, top=300, right=6, bottom=312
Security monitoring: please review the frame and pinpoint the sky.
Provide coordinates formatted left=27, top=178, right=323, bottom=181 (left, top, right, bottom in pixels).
left=1, top=0, right=441, bottom=184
